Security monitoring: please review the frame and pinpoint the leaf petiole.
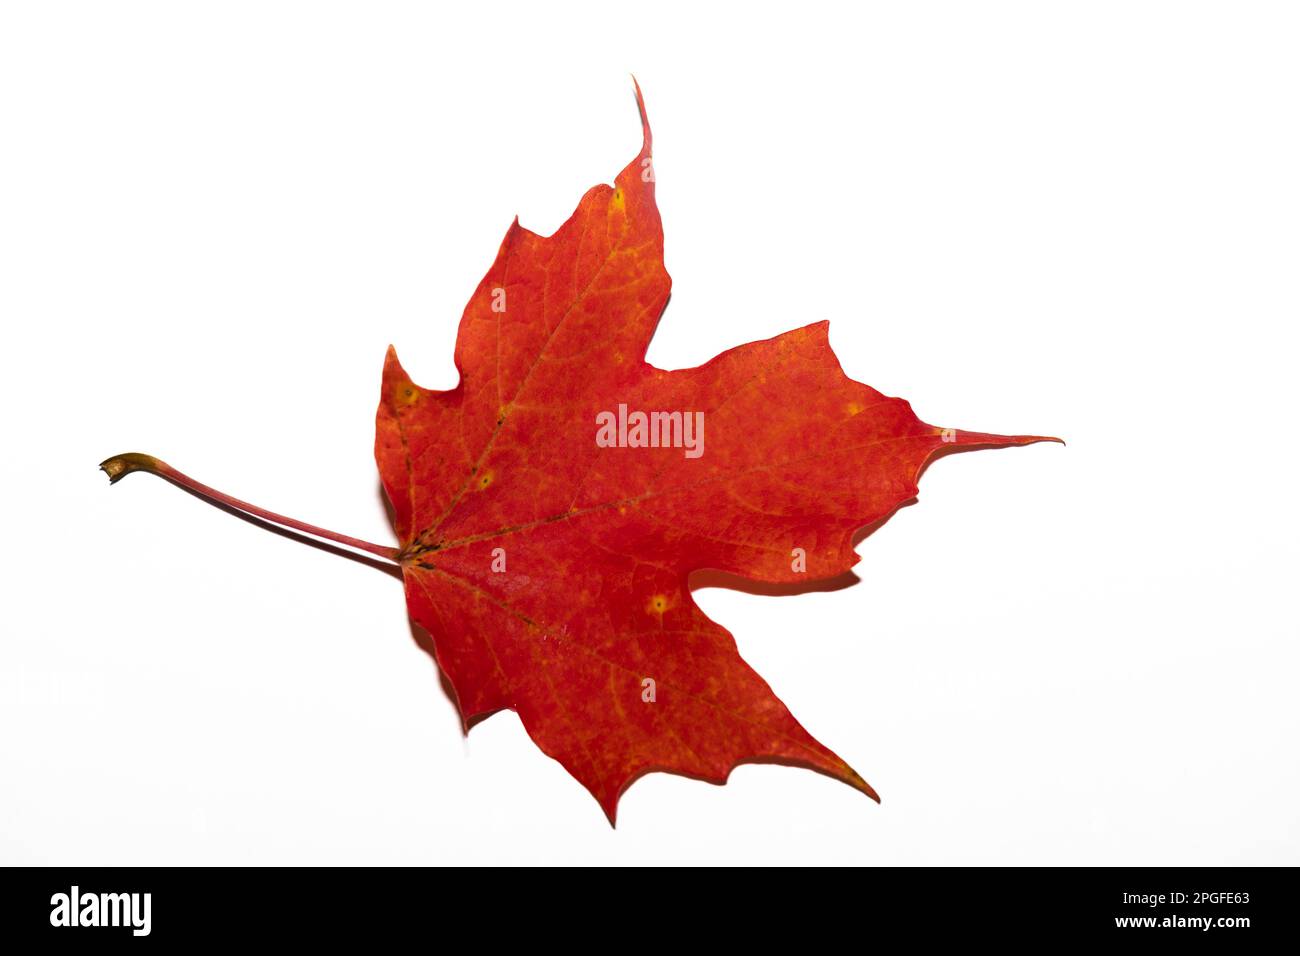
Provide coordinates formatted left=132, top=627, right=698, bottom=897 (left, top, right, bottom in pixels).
left=99, top=452, right=400, bottom=562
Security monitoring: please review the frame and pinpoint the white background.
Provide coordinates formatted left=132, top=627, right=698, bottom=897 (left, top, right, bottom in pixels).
left=2, top=2, right=1297, bottom=865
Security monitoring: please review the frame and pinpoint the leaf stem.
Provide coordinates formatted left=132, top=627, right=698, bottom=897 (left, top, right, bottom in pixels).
left=100, top=452, right=400, bottom=563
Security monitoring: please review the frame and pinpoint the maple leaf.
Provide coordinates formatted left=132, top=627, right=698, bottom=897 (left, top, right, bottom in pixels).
left=103, top=82, right=1058, bottom=823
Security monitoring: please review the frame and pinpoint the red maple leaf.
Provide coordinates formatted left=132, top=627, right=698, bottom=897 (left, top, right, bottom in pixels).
left=103, top=82, right=1058, bottom=823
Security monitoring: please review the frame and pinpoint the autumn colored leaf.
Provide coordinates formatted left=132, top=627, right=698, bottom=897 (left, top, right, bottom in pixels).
left=103, top=82, right=1057, bottom=823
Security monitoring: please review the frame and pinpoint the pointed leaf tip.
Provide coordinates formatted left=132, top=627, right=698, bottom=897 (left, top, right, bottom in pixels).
left=630, top=75, right=651, bottom=153
left=947, top=430, right=1064, bottom=449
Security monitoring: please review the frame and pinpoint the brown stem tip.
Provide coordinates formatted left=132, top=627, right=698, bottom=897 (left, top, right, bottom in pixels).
left=100, top=452, right=163, bottom=484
